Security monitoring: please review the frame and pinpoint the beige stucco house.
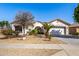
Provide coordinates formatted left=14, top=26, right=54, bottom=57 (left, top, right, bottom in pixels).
left=11, top=19, right=70, bottom=35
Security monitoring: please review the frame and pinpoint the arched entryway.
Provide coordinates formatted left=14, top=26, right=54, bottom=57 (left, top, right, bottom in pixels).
left=14, top=25, right=22, bottom=33
left=35, top=26, right=44, bottom=34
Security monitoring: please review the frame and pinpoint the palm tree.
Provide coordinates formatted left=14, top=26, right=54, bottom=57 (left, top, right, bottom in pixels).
left=43, top=22, right=53, bottom=40
left=15, top=11, right=34, bottom=35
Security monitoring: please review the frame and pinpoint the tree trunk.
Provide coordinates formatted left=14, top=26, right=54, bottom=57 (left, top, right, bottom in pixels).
left=44, top=31, right=51, bottom=41
left=45, top=32, right=48, bottom=38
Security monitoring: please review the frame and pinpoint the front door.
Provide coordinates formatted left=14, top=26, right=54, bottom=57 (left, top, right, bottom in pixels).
left=15, top=26, right=22, bottom=33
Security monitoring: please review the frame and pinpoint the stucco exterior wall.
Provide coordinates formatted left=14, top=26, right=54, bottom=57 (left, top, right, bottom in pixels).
left=33, top=22, right=43, bottom=29
left=66, top=27, right=69, bottom=35
left=49, top=20, right=69, bottom=35
left=11, top=24, right=15, bottom=31
left=76, top=28, right=79, bottom=33
left=50, top=20, right=68, bottom=27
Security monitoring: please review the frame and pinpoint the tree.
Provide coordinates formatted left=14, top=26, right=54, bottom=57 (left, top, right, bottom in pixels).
left=0, top=21, right=11, bottom=29
left=73, top=4, right=79, bottom=23
left=15, top=11, right=34, bottom=35
left=43, top=22, right=53, bottom=41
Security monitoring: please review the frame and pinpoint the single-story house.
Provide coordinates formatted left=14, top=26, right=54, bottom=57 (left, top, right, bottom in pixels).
left=69, top=23, right=79, bottom=35
left=11, top=19, right=71, bottom=35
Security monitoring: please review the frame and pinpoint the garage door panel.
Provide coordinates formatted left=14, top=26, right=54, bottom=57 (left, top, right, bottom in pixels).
left=49, top=28, right=65, bottom=35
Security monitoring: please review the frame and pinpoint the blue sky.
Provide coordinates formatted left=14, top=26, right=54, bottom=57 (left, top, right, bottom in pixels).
left=0, top=3, right=77, bottom=24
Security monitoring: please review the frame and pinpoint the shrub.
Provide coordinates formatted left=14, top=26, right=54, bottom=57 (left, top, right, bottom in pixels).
left=37, top=29, right=44, bottom=34
left=70, top=32, right=79, bottom=35
left=29, top=29, right=38, bottom=35
left=14, top=31, right=19, bottom=36
left=74, top=32, right=79, bottom=35
left=1, top=29, right=15, bottom=35
left=1, top=29, right=19, bottom=35
left=35, top=27, right=44, bottom=34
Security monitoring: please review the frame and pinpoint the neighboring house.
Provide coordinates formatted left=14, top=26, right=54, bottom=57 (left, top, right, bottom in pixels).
left=11, top=19, right=71, bottom=35
left=69, top=23, right=79, bottom=35
left=48, top=19, right=70, bottom=35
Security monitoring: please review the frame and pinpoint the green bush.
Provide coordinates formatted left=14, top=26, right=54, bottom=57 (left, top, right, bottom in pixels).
left=29, top=29, right=38, bottom=35
left=37, top=29, right=44, bottom=34
left=70, top=32, right=79, bottom=36
left=1, top=29, right=19, bottom=35
left=1, top=29, right=15, bottom=35
left=74, top=32, right=79, bottom=35
left=35, top=27, right=44, bottom=34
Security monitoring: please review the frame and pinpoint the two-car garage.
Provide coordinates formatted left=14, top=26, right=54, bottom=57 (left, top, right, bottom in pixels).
left=49, top=27, right=66, bottom=36
left=49, top=19, right=70, bottom=36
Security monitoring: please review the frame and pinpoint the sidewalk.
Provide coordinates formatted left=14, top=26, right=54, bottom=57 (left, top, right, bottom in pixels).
left=0, top=44, right=79, bottom=56
left=0, top=44, right=62, bottom=49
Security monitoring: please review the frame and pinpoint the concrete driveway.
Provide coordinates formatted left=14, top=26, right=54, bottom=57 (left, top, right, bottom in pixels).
left=54, top=37, right=79, bottom=45
left=53, top=37, right=79, bottom=56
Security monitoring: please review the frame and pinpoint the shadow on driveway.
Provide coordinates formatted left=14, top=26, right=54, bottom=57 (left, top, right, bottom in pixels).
left=52, top=35, right=79, bottom=39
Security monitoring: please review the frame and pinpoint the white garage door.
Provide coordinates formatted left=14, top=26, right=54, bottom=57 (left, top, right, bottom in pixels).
left=49, top=28, right=65, bottom=35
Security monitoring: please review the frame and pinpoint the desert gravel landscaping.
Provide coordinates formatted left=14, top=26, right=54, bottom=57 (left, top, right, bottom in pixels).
left=0, top=35, right=65, bottom=56
left=0, top=35, right=65, bottom=44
